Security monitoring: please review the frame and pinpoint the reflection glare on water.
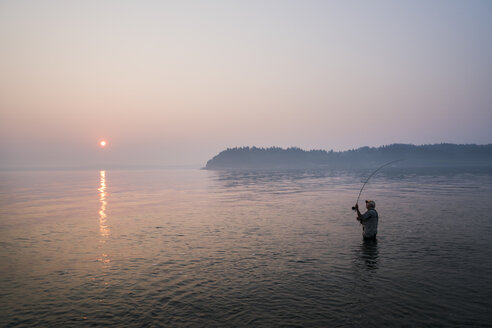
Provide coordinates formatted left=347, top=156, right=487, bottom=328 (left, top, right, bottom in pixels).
left=98, top=171, right=111, bottom=265
left=98, top=170, right=109, bottom=238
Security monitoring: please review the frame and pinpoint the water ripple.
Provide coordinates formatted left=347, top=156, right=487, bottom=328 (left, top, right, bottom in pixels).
left=1, top=168, right=492, bottom=327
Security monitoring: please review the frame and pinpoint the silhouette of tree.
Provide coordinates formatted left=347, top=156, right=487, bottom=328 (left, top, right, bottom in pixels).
left=205, top=144, right=492, bottom=169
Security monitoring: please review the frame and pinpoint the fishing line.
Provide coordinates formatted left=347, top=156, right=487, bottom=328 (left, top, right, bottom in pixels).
left=351, top=159, right=403, bottom=210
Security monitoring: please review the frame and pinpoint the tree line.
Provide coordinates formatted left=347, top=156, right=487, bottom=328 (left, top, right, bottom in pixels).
left=205, top=144, right=492, bottom=169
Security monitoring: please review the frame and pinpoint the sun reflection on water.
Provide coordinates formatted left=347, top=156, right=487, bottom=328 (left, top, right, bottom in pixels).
left=98, top=170, right=111, bottom=265
left=98, top=170, right=109, bottom=238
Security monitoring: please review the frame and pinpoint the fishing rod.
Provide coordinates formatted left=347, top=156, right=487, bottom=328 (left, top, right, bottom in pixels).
left=351, top=159, right=403, bottom=210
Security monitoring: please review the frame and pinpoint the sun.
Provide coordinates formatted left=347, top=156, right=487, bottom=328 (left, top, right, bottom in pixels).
left=99, top=140, right=107, bottom=148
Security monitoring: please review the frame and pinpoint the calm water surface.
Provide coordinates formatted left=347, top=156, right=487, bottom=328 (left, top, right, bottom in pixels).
left=1, top=168, right=492, bottom=327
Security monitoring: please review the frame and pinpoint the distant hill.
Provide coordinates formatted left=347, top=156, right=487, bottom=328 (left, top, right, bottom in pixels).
left=205, top=144, right=492, bottom=169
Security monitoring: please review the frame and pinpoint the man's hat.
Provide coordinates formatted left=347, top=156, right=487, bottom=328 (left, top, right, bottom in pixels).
left=365, top=200, right=376, bottom=208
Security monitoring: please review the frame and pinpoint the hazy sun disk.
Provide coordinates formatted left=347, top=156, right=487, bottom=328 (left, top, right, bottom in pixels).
left=99, top=140, right=107, bottom=147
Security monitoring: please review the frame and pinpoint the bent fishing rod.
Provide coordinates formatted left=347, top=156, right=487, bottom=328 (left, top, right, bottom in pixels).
left=351, top=159, right=403, bottom=210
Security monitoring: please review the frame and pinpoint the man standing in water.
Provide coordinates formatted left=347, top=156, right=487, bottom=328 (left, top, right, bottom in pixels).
left=355, top=200, right=378, bottom=240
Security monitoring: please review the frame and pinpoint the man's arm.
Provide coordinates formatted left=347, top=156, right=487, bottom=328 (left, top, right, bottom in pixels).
left=355, top=204, right=362, bottom=221
left=358, top=210, right=374, bottom=223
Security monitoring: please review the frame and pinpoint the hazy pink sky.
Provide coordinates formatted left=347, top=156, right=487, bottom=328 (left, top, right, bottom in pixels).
left=1, top=0, right=491, bottom=168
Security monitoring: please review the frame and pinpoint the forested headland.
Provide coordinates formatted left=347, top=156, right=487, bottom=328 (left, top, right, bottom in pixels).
left=205, top=144, right=492, bottom=169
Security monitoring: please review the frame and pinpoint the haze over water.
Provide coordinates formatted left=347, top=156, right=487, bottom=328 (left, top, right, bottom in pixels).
left=1, top=1, right=491, bottom=169
left=1, top=167, right=492, bottom=327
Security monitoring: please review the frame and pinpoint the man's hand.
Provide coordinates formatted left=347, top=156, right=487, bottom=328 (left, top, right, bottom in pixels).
left=354, top=204, right=359, bottom=210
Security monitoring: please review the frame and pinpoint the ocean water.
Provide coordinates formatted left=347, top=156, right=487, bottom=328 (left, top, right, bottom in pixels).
left=1, top=167, right=492, bottom=327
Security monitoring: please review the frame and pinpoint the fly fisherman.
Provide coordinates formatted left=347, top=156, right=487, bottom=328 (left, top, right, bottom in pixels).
left=355, top=200, right=378, bottom=240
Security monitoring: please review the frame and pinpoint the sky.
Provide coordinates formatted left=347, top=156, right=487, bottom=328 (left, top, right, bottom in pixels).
left=1, top=0, right=491, bottom=168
